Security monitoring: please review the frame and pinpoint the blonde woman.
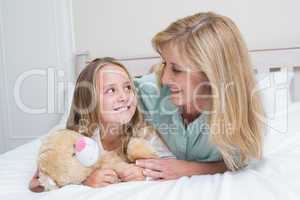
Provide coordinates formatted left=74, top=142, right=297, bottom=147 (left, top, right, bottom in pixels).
left=135, top=12, right=264, bottom=179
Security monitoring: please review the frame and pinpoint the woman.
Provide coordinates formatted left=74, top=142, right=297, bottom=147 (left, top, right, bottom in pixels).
left=134, top=11, right=264, bottom=180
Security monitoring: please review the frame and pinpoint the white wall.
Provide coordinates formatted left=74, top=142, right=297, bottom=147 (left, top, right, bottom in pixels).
left=72, top=0, right=300, bottom=59
left=0, top=0, right=74, bottom=153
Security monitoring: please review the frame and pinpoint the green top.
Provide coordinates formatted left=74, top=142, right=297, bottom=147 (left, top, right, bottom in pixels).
left=134, top=73, right=222, bottom=162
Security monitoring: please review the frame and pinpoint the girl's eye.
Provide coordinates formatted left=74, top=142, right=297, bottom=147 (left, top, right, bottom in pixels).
left=106, top=88, right=115, bottom=94
left=124, top=85, right=132, bottom=91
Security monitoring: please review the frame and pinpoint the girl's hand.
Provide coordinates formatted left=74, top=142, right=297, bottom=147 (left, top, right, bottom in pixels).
left=29, top=169, right=45, bottom=192
left=83, top=169, right=120, bottom=188
left=136, top=158, right=197, bottom=180
left=118, top=164, right=145, bottom=182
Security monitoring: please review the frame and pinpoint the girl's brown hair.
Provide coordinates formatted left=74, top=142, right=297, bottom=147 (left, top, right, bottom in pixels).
left=66, top=57, right=144, bottom=155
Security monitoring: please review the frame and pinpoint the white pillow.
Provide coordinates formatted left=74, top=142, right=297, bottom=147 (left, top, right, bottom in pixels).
left=254, top=68, right=298, bottom=158
left=256, top=68, right=294, bottom=117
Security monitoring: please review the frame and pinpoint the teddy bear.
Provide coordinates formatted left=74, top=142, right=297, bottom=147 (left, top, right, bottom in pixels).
left=35, top=127, right=173, bottom=192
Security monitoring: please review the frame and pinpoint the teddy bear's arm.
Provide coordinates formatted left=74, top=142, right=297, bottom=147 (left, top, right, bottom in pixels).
left=126, top=138, right=159, bottom=162
left=99, top=151, right=132, bottom=174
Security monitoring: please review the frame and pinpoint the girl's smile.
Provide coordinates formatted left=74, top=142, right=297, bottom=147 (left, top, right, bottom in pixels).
left=97, top=64, right=137, bottom=125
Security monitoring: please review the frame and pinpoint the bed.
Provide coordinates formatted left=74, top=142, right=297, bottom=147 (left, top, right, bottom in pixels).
left=1, top=47, right=300, bottom=200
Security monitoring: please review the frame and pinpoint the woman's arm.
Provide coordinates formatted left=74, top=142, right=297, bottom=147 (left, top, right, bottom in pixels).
left=136, top=158, right=228, bottom=180
left=185, top=160, right=228, bottom=175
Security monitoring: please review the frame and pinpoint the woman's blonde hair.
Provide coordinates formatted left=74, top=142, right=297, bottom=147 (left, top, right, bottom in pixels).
left=66, top=57, right=144, bottom=155
left=152, top=12, right=265, bottom=170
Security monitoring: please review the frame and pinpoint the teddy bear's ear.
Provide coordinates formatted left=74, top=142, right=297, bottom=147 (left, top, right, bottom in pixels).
left=74, top=136, right=101, bottom=167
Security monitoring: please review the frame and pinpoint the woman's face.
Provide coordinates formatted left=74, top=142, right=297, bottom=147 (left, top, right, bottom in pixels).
left=97, top=64, right=137, bottom=126
left=160, top=44, right=211, bottom=113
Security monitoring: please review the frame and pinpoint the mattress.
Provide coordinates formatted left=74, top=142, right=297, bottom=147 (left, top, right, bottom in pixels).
left=0, top=103, right=300, bottom=200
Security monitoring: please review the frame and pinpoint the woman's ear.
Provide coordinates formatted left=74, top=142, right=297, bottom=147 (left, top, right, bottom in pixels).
left=148, top=63, right=161, bottom=74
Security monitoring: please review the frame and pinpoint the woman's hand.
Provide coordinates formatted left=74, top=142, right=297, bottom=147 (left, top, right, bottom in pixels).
left=136, top=158, right=227, bottom=180
left=118, top=164, right=145, bottom=182
left=83, top=169, right=120, bottom=188
left=135, top=158, right=194, bottom=180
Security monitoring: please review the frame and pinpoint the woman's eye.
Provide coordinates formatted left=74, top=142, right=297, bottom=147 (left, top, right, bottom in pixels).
left=171, top=66, right=181, bottom=73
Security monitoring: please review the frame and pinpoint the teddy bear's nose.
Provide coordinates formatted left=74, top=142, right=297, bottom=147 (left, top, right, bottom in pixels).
left=75, top=137, right=86, bottom=152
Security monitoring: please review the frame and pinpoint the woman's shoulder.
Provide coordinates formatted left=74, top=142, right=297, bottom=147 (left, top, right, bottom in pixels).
left=133, top=73, right=168, bottom=111
left=133, top=73, right=159, bottom=94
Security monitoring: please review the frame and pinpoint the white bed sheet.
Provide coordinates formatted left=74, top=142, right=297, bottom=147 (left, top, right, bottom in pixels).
left=0, top=103, right=300, bottom=200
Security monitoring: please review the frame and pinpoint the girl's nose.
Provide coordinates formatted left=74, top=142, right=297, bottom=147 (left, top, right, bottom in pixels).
left=118, top=89, right=129, bottom=102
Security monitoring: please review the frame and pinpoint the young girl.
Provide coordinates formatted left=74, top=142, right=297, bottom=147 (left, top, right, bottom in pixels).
left=29, top=58, right=171, bottom=190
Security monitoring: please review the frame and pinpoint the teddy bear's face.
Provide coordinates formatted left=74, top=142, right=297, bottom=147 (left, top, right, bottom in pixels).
left=37, top=129, right=101, bottom=191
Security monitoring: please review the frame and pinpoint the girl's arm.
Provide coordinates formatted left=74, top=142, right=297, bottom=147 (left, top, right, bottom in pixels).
left=29, top=169, right=45, bottom=192
left=136, top=158, right=228, bottom=180
left=82, top=168, right=120, bottom=187
left=118, top=164, right=145, bottom=182
left=29, top=168, right=120, bottom=191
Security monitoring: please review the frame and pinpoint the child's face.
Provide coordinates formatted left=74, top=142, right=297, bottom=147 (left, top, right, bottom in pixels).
left=97, top=64, right=137, bottom=126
